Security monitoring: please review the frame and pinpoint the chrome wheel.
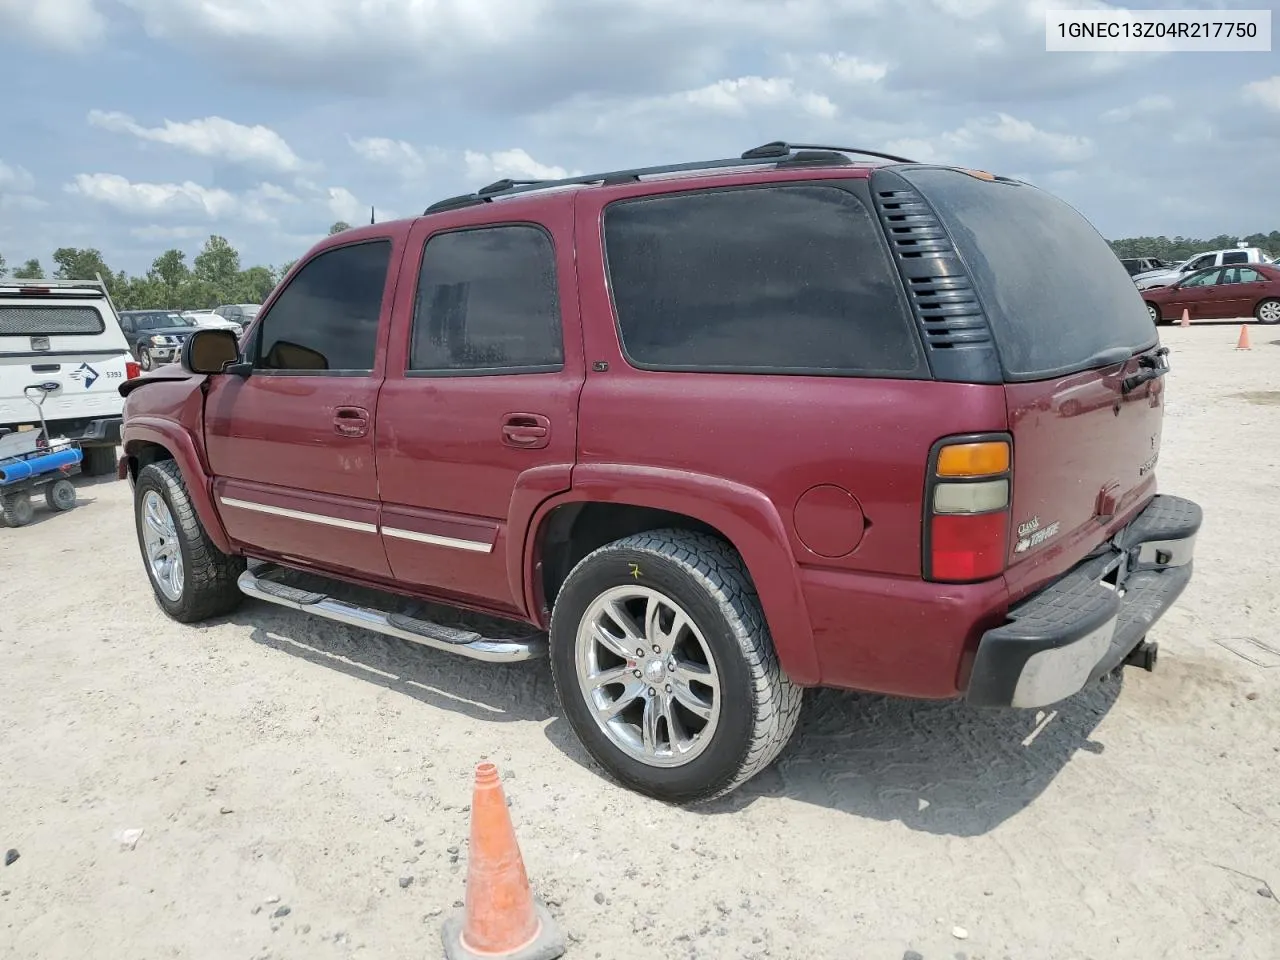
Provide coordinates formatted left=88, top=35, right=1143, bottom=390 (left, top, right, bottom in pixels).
left=1146, top=303, right=1160, bottom=324
left=1257, top=299, right=1280, bottom=324
left=142, top=490, right=184, bottom=601
left=574, top=585, right=721, bottom=768
left=139, top=347, right=153, bottom=371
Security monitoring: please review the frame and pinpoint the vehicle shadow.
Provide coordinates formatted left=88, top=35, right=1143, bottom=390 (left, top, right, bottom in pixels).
left=228, top=600, right=558, bottom=725
left=544, top=674, right=1121, bottom=837
left=221, top=598, right=1119, bottom=837
left=699, top=678, right=1120, bottom=836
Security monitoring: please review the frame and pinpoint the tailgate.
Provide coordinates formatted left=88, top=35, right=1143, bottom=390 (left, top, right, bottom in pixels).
left=1004, top=355, right=1162, bottom=566
left=0, top=295, right=129, bottom=427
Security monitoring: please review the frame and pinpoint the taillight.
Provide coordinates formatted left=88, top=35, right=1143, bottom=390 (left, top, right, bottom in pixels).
left=925, top=437, right=1012, bottom=583
left=125, top=361, right=141, bottom=379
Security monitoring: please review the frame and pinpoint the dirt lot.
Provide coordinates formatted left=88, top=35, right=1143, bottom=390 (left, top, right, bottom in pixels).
left=2, top=323, right=1278, bottom=960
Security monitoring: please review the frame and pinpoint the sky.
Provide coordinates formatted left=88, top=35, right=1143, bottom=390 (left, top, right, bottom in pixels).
left=0, top=0, right=1277, bottom=276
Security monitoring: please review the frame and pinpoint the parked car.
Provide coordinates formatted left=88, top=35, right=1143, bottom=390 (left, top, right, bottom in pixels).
left=117, top=310, right=200, bottom=371
left=182, top=310, right=244, bottom=336
left=212, top=304, right=260, bottom=325
left=1134, top=247, right=1270, bottom=290
left=0, top=276, right=136, bottom=476
left=118, top=142, right=1201, bottom=803
left=1119, top=256, right=1171, bottom=276
left=1143, top=263, right=1280, bottom=324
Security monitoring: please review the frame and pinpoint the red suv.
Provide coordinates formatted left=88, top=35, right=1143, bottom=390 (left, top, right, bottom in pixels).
left=118, top=142, right=1201, bottom=803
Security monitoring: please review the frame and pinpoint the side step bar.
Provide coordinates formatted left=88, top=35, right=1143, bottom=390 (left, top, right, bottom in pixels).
left=237, top=564, right=547, bottom=664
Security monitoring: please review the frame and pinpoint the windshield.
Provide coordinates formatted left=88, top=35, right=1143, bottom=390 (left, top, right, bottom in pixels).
left=135, top=312, right=194, bottom=330
left=901, top=167, right=1157, bottom=380
left=241, top=305, right=260, bottom=318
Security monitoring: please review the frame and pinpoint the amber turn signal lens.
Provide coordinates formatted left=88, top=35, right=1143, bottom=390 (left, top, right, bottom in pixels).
left=936, top=441, right=1010, bottom=477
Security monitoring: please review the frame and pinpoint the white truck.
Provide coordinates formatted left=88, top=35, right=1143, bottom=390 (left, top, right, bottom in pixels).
left=1133, top=247, right=1271, bottom=291
left=0, top=276, right=136, bottom=476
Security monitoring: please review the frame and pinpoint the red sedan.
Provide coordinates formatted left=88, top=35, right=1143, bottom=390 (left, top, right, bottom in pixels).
left=1144, top=262, right=1280, bottom=325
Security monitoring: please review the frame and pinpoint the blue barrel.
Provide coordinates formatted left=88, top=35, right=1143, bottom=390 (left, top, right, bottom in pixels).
left=0, top=447, right=82, bottom=484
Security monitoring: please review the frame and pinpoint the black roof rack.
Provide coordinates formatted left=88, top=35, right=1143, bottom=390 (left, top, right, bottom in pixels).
left=421, top=141, right=916, bottom=215
left=740, top=141, right=917, bottom=164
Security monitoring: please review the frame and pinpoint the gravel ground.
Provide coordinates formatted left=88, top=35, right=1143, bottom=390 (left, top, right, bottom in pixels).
left=1, top=322, right=1277, bottom=960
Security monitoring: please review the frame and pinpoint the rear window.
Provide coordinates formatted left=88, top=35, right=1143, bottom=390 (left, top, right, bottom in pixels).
left=603, top=183, right=924, bottom=377
left=900, top=168, right=1156, bottom=380
left=0, top=305, right=105, bottom=336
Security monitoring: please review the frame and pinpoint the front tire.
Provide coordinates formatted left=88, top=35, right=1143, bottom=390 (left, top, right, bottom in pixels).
left=138, top=347, right=154, bottom=372
left=133, top=460, right=245, bottom=622
left=549, top=529, right=802, bottom=803
left=1255, top=298, right=1280, bottom=325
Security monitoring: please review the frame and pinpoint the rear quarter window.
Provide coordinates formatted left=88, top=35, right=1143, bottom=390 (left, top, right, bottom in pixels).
left=899, top=168, right=1157, bottom=380
left=603, top=183, right=925, bottom=377
left=0, top=305, right=105, bottom=336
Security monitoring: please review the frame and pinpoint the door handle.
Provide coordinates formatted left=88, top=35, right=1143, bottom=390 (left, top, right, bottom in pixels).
left=334, top=406, right=370, bottom=438
left=501, top=413, right=551, bottom=449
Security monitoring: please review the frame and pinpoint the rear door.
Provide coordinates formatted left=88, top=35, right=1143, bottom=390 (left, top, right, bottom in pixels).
left=0, top=283, right=131, bottom=430
left=203, top=237, right=399, bottom=580
left=896, top=168, right=1167, bottom=593
left=373, top=201, right=584, bottom=615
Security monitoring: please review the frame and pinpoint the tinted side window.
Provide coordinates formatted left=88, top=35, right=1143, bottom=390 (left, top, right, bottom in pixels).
left=603, top=184, right=922, bottom=375
left=1222, top=251, right=1248, bottom=264
left=255, top=240, right=391, bottom=372
left=410, top=225, right=563, bottom=373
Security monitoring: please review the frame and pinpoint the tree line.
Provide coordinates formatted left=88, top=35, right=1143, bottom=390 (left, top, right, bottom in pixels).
left=2, top=223, right=1275, bottom=311
left=1108, top=231, right=1280, bottom=262
left=0, top=222, right=351, bottom=312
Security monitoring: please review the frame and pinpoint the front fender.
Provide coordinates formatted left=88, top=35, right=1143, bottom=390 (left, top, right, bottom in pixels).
left=123, top=416, right=232, bottom=554
left=519, top=463, right=820, bottom=686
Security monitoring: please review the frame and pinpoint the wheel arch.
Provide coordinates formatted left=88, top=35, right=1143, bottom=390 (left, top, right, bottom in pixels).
left=122, top=418, right=232, bottom=553
left=518, top=464, right=820, bottom=685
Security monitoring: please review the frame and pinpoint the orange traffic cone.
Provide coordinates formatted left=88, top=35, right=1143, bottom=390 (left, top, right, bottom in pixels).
left=1180, top=308, right=1191, bottom=327
left=442, top=763, right=565, bottom=960
left=1237, top=324, right=1251, bottom=350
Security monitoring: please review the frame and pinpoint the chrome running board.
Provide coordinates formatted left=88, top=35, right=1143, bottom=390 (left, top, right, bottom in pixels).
left=238, top=563, right=547, bottom=664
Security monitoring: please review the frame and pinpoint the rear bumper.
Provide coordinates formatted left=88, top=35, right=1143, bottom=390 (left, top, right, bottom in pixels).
left=61, top=416, right=122, bottom=446
left=966, top=494, right=1201, bottom=708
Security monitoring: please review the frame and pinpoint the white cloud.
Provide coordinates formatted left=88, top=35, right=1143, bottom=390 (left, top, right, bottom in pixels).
left=463, top=149, right=577, bottom=184
left=0, top=160, right=35, bottom=194
left=348, top=137, right=430, bottom=179
left=1102, top=95, right=1174, bottom=123
left=0, top=160, right=43, bottom=212
left=88, top=110, right=307, bottom=172
left=326, top=187, right=365, bottom=224
left=681, top=76, right=838, bottom=118
left=1242, top=76, right=1280, bottom=112
left=781, top=51, right=888, bottom=85
left=0, top=0, right=105, bottom=50
left=889, top=113, right=1093, bottom=167
left=65, top=173, right=284, bottom=223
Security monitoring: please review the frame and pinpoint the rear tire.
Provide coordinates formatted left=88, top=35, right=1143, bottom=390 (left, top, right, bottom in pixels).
left=80, top=445, right=117, bottom=477
left=134, top=460, right=245, bottom=622
left=45, top=479, right=76, bottom=511
left=1255, top=298, right=1280, bottom=325
left=549, top=529, right=802, bottom=804
left=1146, top=302, right=1163, bottom=325
left=1, top=493, right=34, bottom=527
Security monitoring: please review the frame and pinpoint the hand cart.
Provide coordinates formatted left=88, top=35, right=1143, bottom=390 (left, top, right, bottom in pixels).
left=0, top=382, right=83, bottom=527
